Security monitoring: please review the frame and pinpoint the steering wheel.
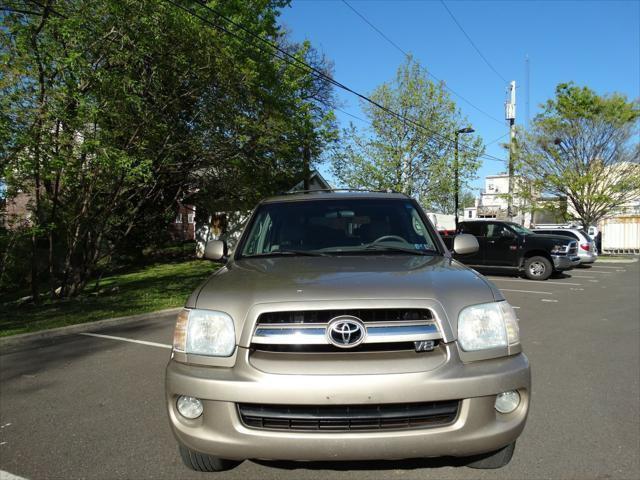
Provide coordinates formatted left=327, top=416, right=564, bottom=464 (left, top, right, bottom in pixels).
left=371, top=235, right=410, bottom=245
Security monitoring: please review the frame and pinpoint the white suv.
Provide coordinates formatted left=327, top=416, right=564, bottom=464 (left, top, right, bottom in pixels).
left=532, top=228, right=597, bottom=265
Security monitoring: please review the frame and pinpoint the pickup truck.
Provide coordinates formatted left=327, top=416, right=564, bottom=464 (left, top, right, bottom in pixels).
left=446, top=220, right=580, bottom=280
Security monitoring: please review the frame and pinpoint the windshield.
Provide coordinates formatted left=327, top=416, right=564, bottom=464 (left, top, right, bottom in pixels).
left=239, top=198, right=439, bottom=258
left=509, top=223, right=535, bottom=235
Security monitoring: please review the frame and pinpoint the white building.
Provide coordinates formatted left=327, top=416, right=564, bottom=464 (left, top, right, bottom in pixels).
left=463, top=174, right=532, bottom=226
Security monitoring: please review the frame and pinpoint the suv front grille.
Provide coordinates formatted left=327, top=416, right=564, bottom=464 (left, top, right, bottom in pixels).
left=251, top=308, right=441, bottom=351
left=568, top=241, right=578, bottom=255
left=238, top=401, right=459, bottom=432
left=257, top=308, right=433, bottom=324
left=252, top=341, right=438, bottom=353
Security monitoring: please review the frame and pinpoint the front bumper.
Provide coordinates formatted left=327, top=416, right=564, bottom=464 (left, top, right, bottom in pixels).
left=166, top=347, right=531, bottom=461
left=552, top=254, right=579, bottom=270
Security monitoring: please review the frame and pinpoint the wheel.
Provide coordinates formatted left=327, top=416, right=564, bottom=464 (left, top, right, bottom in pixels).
left=466, top=442, right=516, bottom=469
left=178, top=445, right=242, bottom=472
left=524, top=255, right=552, bottom=280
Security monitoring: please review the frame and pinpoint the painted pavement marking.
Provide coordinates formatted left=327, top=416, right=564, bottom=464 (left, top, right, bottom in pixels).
left=79, top=333, right=171, bottom=349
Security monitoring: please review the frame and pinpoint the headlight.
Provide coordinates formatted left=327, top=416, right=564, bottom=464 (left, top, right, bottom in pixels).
left=551, top=244, right=569, bottom=254
left=458, top=301, right=520, bottom=351
left=172, top=309, right=235, bottom=356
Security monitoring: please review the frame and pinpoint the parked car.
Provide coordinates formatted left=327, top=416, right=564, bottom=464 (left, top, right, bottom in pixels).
left=532, top=228, right=597, bottom=265
left=444, top=220, right=580, bottom=280
left=166, top=192, right=530, bottom=472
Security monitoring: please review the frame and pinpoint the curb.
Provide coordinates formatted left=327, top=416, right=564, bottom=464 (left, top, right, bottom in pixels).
left=0, top=307, right=181, bottom=352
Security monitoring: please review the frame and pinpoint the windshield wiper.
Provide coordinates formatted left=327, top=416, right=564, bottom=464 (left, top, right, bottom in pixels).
left=244, top=249, right=327, bottom=258
left=361, top=244, right=439, bottom=256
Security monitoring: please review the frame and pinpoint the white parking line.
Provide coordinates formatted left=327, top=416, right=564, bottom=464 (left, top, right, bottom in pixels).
left=595, top=258, right=638, bottom=264
left=577, top=270, right=612, bottom=274
left=486, top=278, right=582, bottom=286
left=587, top=265, right=627, bottom=269
left=541, top=299, right=559, bottom=303
left=512, top=306, right=521, bottom=309
left=569, top=275, right=595, bottom=279
left=1, top=470, right=30, bottom=480
left=79, top=333, right=171, bottom=349
left=500, top=289, right=553, bottom=296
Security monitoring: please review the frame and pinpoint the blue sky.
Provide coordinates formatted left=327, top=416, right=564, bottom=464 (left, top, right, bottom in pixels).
left=279, top=0, right=640, bottom=193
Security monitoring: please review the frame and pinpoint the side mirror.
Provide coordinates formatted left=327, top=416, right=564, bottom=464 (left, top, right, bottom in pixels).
left=453, top=233, right=479, bottom=255
left=203, top=240, right=226, bottom=261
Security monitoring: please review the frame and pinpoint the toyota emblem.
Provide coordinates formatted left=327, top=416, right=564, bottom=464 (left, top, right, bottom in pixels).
left=326, top=316, right=366, bottom=348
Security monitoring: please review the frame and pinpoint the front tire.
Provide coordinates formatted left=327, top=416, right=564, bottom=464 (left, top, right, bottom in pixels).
left=466, top=442, right=516, bottom=469
left=179, top=445, right=242, bottom=472
left=524, top=256, right=552, bottom=280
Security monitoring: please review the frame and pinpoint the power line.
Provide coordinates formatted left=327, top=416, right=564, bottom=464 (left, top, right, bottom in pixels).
left=188, top=0, right=435, bottom=136
left=483, top=156, right=507, bottom=164
left=334, top=106, right=369, bottom=125
left=174, top=0, right=506, bottom=163
left=341, top=0, right=409, bottom=57
left=485, top=132, right=509, bottom=147
left=332, top=102, right=506, bottom=163
left=192, top=0, right=509, bottom=164
left=341, top=0, right=505, bottom=126
left=439, top=0, right=509, bottom=84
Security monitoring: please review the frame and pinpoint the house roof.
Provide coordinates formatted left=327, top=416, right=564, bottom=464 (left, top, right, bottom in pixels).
left=288, top=169, right=333, bottom=192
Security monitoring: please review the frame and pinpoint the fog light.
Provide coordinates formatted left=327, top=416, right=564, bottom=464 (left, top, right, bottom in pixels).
left=495, top=390, right=520, bottom=414
left=177, top=395, right=203, bottom=419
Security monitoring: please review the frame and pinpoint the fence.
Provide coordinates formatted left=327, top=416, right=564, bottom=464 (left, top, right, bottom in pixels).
left=601, top=215, right=640, bottom=254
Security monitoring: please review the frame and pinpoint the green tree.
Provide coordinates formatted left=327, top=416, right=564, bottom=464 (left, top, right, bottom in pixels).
left=0, top=0, right=336, bottom=299
left=330, top=56, right=483, bottom=209
left=191, top=39, right=337, bottom=214
left=428, top=189, right=476, bottom=215
left=521, top=83, right=640, bottom=228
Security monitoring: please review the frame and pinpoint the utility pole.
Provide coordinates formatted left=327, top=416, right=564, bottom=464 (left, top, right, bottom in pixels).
left=525, top=55, right=530, bottom=128
left=454, top=138, right=459, bottom=229
left=302, top=143, right=311, bottom=191
left=505, top=80, right=516, bottom=221
left=454, top=127, right=475, bottom=230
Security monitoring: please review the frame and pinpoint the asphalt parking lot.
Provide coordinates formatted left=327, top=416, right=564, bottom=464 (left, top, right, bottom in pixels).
left=1, top=259, right=639, bottom=480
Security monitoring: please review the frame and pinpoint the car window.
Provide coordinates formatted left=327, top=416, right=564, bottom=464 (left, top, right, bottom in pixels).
left=508, top=223, right=534, bottom=235
left=239, top=199, right=439, bottom=257
left=459, top=222, right=485, bottom=237
left=487, top=223, right=513, bottom=239
left=242, top=211, right=274, bottom=256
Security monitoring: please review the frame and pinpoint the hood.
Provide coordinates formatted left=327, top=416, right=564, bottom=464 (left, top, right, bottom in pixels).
left=529, top=233, right=575, bottom=244
left=188, top=255, right=500, bottom=341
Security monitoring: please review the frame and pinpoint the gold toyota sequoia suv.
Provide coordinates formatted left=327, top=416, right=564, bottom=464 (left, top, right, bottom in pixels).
left=166, top=192, right=531, bottom=472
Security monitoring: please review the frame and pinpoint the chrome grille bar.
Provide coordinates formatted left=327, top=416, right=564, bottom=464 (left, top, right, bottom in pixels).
left=252, top=320, right=440, bottom=346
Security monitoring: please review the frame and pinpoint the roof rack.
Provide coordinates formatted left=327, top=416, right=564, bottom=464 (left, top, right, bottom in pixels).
left=281, top=188, right=405, bottom=195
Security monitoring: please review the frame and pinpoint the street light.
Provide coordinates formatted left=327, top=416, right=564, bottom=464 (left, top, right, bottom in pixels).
left=454, top=127, right=475, bottom=230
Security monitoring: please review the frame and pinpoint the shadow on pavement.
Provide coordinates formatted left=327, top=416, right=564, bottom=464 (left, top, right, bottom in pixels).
left=0, top=317, right=171, bottom=383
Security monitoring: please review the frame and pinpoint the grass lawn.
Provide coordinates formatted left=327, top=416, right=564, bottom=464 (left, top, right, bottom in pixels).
left=0, top=260, right=218, bottom=337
